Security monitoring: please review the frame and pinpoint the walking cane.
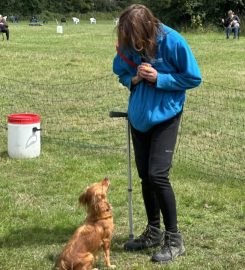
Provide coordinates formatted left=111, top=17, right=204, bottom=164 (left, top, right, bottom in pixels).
left=109, top=111, right=134, bottom=240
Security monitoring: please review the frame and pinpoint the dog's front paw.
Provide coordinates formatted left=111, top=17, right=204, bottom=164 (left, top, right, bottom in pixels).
left=108, top=265, right=116, bottom=269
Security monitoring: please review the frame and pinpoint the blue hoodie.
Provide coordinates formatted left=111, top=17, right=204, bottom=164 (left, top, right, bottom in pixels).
left=113, top=24, right=202, bottom=132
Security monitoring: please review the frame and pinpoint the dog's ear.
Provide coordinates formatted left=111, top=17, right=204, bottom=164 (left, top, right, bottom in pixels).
left=79, top=192, right=88, bottom=206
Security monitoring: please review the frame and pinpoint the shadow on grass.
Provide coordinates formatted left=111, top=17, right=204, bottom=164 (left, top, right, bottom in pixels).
left=0, top=225, right=77, bottom=248
left=0, top=226, right=154, bottom=267
left=0, top=151, right=8, bottom=159
left=47, top=234, right=153, bottom=264
left=0, top=226, right=152, bottom=255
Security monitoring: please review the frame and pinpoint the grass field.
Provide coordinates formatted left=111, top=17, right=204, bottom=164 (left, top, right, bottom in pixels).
left=0, top=21, right=244, bottom=270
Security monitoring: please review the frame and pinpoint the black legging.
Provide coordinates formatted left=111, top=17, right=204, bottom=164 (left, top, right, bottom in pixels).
left=0, top=28, right=9, bottom=40
left=131, top=112, right=182, bottom=233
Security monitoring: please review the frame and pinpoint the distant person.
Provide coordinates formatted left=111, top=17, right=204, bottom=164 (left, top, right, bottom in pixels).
left=61, top=17, right=67, bottom=23
left=222, top=10, right=240, bottom=39
left=9, top=15, right=19, bottom=23
left=113, top=4, right=201, bottom=264
left=0, top=15, right=9, bottom=41
left=30, top=16, right=38, bottom=23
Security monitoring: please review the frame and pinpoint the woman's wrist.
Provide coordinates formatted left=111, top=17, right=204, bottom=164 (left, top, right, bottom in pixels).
left=132, top=75, right=141, bottom=85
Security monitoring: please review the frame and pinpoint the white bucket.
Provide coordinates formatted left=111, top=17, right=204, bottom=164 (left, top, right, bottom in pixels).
left=8, top=114, right=41, bottom=159
left=57, top=25, right=63, bottom=34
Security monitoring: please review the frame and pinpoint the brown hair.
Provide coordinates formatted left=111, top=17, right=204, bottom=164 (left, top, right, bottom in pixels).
left=117, top=4, right=161, bottom=59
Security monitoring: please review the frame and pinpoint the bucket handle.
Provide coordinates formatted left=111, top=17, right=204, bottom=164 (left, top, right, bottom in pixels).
left=32, top=127, right=42, bottom=132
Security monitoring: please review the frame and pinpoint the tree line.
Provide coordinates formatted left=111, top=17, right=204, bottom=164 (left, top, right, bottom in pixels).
left=0, top=0, right=244, bottom=27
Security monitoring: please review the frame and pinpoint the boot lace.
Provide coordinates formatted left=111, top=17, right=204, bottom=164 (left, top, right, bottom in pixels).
left=136, top=225, right=152, bottom=243
left=161, top=233, right=173, bottom=258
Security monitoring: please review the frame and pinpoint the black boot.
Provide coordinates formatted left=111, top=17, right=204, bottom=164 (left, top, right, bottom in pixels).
left=124, top=225, right=162, bottom=251
left=151, top=231, right=185, bottom=263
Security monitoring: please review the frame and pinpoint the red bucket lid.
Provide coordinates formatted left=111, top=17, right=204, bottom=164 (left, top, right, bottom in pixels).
left=8, top=114, right=41, bottom=124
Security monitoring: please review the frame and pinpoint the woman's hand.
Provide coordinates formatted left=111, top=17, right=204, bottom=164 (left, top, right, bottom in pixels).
left=131, top=66, right=144, bottom=85
left=138, top=62, right=158, bottom=83
left=131, top=74, right=142, bottom=85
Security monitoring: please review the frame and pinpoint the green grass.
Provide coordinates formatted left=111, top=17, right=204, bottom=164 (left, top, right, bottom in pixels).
left=0, top=21, right=244, bottom=269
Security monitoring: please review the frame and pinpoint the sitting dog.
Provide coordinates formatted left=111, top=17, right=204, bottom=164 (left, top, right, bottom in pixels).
left=55, top=177, right=115, bottom=270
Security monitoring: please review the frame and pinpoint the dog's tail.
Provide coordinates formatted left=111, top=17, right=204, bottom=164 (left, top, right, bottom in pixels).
left=53, top=258, right=69, bottom=270
left=54, top=253, right=95, bottom=270
left=53, top=257, right=70, bottom=270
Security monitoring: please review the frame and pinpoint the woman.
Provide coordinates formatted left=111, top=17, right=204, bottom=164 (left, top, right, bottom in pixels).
left=0, top=15, right=9, bottom=41
left=222, top=10, right=240, bottom=39
left=113, top=4, right=202, bottom=264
